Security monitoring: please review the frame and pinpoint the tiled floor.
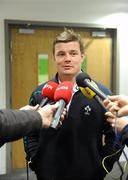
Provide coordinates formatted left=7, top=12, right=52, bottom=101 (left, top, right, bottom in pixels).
left=0, top=168, right=36, bottom=180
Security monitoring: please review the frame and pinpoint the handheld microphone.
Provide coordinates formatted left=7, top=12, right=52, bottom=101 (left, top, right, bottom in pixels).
left=80, top=86, right=107, bottom=112
left=76, top=72, right=107, bottom=100
left=37, top=81, right=58, bottom=109
left=50, top=81, right=73, bottom=129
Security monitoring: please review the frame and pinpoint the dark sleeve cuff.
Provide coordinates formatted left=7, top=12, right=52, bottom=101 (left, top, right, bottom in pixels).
left=120, top=125, right=128, bottom=146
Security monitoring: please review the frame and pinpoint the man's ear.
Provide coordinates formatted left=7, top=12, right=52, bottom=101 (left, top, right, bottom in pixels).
left=81, top=53, right=86, bottom=63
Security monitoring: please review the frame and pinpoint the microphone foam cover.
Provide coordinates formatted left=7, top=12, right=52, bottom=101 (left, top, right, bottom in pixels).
left=42, top=81, right=58, bottom=100
left=76, top=72, right=91, bottom=87
left=54, top=81, right=73, bottom=104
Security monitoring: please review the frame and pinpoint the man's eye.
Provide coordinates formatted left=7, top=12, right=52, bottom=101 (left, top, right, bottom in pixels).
left=70, top=52, right=78, bottom=56
left=57, top=52, right=65, bottom=56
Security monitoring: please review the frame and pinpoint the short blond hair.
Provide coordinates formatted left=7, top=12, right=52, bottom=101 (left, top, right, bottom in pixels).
left=53, top=28, right=85, bottom=54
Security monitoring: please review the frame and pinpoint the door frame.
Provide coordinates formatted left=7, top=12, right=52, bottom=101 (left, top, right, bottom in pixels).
left=4, top=19, right=118, bottom=172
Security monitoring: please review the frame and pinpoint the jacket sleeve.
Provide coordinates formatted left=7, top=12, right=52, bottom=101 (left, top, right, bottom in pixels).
left=23, top=89, right=43, bottom=169
left=120, top=125, right=128, bottom=146
left=0, top=109, right=42, bottom=147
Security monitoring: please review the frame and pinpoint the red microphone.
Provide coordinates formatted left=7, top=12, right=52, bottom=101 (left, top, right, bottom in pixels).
left=38, top=81, right=58, bottom=109
left=50, top=81, right=73, bottom=129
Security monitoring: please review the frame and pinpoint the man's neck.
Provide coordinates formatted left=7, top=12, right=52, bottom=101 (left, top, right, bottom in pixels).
left=58, top=71, right=82, bottom=85
left=58, top=74, right=76, bottom=86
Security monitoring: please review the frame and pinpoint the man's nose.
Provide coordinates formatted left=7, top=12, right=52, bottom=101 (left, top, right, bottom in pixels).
left=65, top=53, right=71, bottom=60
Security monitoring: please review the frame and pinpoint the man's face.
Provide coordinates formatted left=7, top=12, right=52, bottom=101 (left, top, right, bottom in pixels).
left=54, top=41, right=85, bottom=78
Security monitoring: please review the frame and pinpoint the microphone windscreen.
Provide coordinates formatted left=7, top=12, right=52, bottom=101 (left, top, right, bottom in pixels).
left=42, top=81, right=58, bottom=100
left=76, top=72, right=91, bottom=87
left=54, top=81, right=73, bottom=104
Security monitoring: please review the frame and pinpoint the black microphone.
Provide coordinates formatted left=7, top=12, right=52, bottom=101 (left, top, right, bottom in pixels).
left=80, top=86, right=107, bottom=112
left=76, top=72, right=107, bottom=100
left=50, top=81, right=73, bottom=129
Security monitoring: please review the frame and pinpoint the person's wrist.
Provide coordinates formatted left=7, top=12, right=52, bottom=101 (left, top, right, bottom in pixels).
left=37, top=110, right=44, bottom=126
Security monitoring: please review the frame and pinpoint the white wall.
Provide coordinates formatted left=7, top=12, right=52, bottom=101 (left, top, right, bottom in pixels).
left=0, top=0, right=128, bottom=174
left=95, top=13, right=128, bottom=95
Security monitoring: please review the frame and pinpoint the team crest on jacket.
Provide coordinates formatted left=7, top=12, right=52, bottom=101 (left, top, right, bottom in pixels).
left=84, top=105, right=91, bottom=115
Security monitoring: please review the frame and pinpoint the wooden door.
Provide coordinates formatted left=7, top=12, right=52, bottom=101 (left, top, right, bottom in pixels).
left=79, top=31, right=111, bottom=88
left=10, top=27, right=112, bottom=169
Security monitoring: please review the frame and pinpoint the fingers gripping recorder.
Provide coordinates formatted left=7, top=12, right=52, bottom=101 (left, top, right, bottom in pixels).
left=50, top=81, right=73, bottom=129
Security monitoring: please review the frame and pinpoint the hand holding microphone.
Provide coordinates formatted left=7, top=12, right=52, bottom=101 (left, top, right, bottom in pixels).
left=104, top=95, right=128, bottom=117
left=76, top=73, right=126, bottom=133
left=50, top=81, right=73, bottom=129
left=103, top=95, right=128, bottom=132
